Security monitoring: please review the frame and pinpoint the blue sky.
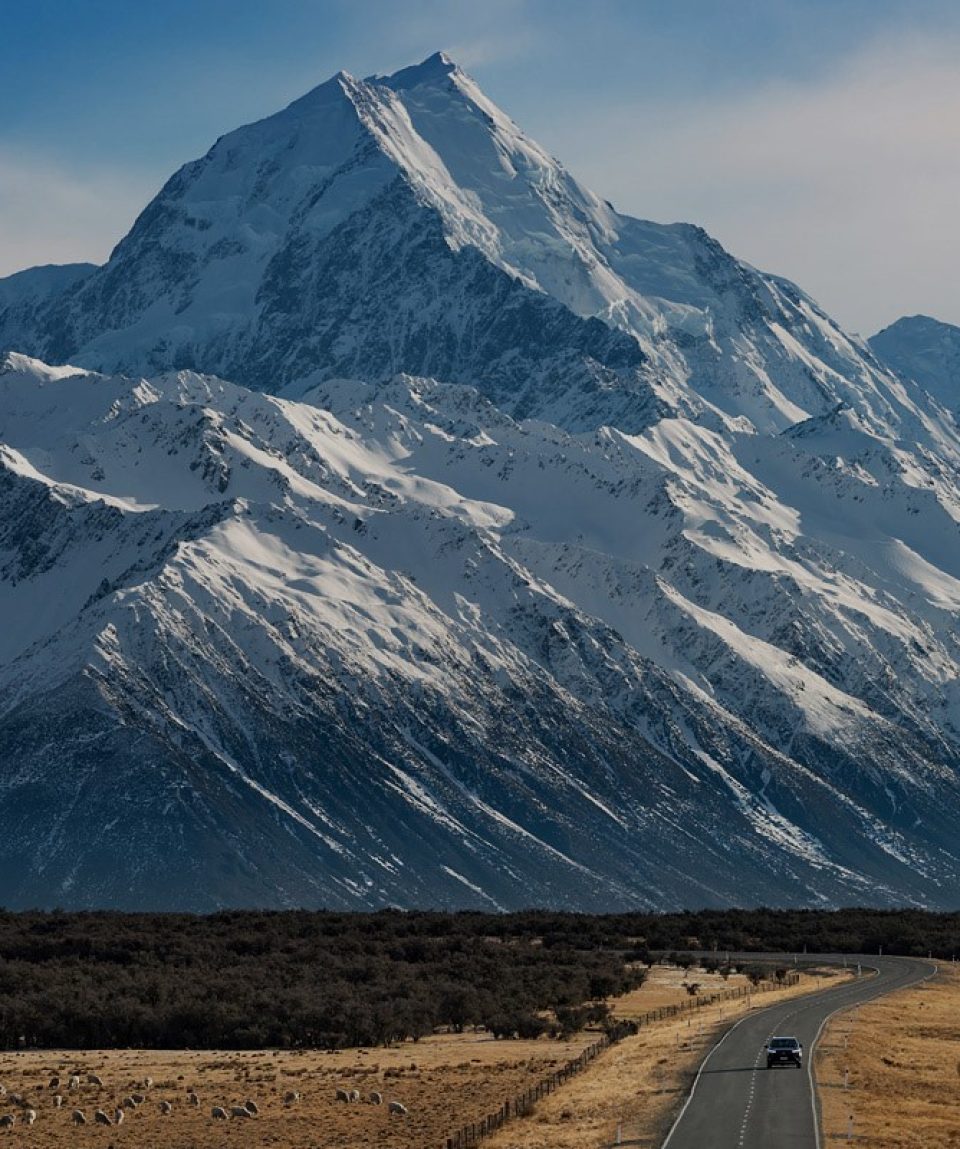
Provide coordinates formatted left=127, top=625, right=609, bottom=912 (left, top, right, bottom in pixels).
left=2, top=0, right=959, bottom=333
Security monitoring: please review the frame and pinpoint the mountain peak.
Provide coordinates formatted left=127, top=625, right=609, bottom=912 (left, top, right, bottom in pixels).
left=869, top=313, right=960, bottom=407
left=376, top=50, right=462, bottom=90
left=274, top=66, right=362, bottom=120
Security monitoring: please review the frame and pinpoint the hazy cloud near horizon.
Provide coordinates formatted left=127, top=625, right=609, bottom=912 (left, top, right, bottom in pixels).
left=539, top=31, right=960, bottom=335
left=1, top=1, right=958, bottom=336
left=0, top=147, right=155, bottom=278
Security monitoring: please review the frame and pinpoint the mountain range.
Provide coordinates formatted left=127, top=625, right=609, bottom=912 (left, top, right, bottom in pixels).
left=2, top=53, right=960, bottom=911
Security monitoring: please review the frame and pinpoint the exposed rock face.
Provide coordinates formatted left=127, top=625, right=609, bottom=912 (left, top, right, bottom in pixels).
left=1, top=55, right=908, bottom=439
left=3, top=56, right=960, bottom=910
left=2, top=355, right=960, bottom=910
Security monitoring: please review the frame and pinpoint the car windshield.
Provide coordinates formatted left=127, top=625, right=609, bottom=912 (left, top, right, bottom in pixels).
left=769, top=1038, right=799, bottom=1048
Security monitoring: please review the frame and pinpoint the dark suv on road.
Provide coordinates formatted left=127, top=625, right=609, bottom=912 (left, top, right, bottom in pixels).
left=766, top=1036, right=803, bottom=1068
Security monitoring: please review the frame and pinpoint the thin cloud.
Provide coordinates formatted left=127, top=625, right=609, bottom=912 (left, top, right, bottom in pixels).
left=548, top=31, right=960, bottom=333
left=0, top=149, right=156, bottom=278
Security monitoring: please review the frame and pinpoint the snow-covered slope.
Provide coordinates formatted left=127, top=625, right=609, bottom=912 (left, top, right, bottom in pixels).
left=0, top=263, right=97, bottom=355
left=0, top=263, right=96, bottom=309
left=2, top=352, right=960, bottom=910
left=870, top=315, right=960, bottom=410
left=4, top=57, right=960, bottom=910
left=1, top=54, right=922, bottom=441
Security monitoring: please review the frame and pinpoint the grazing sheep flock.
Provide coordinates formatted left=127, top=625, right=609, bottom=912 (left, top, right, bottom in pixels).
left=0, top=1056, right=421, bottom=1142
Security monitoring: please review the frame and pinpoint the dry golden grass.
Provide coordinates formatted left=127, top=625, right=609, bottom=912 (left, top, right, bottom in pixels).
left=0, top=964, right=848, bottom=1149
left=482, top=965, right=851, bottom=1149
left=0, top=1032, right=597, bottom=1149
left=816, top=961, right=960, bottom=1148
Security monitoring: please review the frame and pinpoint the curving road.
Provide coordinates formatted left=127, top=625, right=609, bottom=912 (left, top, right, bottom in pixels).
left=661, top=954, right=936, bottom=1149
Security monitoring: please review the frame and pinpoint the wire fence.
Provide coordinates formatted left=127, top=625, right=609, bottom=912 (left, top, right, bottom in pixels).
left=442, top=972, right=800, bottom=1149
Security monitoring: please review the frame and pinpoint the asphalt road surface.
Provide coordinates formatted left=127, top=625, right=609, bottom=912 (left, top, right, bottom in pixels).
left=661, top=954, right=936, bottom=1149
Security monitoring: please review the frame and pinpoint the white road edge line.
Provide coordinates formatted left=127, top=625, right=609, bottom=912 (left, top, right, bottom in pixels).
left=660, top=958, right=937, bottom=1149
left=808, top=961, right=938, bottom=1149
left=660, top=1005, right=759, bottom=1148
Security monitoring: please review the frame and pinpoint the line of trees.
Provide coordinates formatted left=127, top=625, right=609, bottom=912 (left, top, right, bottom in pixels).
left=0, top=910, right=643, bottom=1051
left=0, top=907, right=955, bottom=1050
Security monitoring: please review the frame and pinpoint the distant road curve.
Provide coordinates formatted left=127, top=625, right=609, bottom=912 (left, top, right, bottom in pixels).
left=661, top=954, right=936, bottom=1149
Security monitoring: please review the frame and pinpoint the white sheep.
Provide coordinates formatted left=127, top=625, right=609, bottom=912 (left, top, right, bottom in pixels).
left=0, top=1087, right=5, bottom=1097
left=0, top=1115, right=13, bottom=1129
left=53, top=1096, right=64, bottom=1109
left=283, top=1090, right=300, bottom=1105
left=93, top=1110, right=112, bottom=1126
left=72, top=1110, right=87, bottom=1125
left=243, top=1100, right=259, bottom=1115
left=113, top=1108, right=124, bottom=1125
left=334, top=1088, right=349, bottom=1102
left=159, top=1100, right=173, bottom=1115
left=23, top=1110, right=36, bottom=1126
left=369, top=1090, right=383, bottom=1105
left=141, top=1077, right=153, bottom=1090
left=229, top=1105, right=253, bottom=1119
left=388, top=1101, right=408, bottom=1115
left=122, top=1096, right=138, bottom=1110
left=211, top=1106, right=228, bottom=1120
left=68, top=1076, right=80, bottom=1092
left=87, top=1074, right=103, bottom=1087
left=347, top=1089, right=360, bottom=1103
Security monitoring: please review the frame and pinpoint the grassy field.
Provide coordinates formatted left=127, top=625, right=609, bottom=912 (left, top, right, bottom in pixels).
left=481, top=964, right=849, bottom=1149
left=816, top=961, right=960, bottom=1148
left=0, top=963, right=843, bottom=1149
left=0, top=1034, right=600, bottom=1149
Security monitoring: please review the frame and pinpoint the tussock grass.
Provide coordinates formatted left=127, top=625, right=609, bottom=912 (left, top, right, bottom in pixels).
left=0, top=964, right=847, bottom=1149
left=483, top=965, right=848, bottom=1149
left=816, top=962, right=960, bottom=1148
left=0, top=1031, right=595, bottom=1148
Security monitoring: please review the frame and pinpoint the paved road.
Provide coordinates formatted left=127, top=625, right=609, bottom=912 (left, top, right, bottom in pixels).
left=661, top=954, right=936, bottom=1149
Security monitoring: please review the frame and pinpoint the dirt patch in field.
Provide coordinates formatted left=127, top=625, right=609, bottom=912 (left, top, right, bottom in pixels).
left=816, top=961, right=960, bottom=1148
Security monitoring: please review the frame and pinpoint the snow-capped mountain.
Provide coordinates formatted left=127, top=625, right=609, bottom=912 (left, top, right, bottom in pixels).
left=3, top=55, right=960, bottom=910
left=0, top=53, right=916, bottom=439
left=4, top=352, right=960, bottom=910
left=870, top=315, right=960, bottom=411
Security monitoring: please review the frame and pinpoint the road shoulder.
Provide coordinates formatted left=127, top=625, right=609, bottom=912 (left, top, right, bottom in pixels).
left=815, top=961, right=955, bottom=1147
